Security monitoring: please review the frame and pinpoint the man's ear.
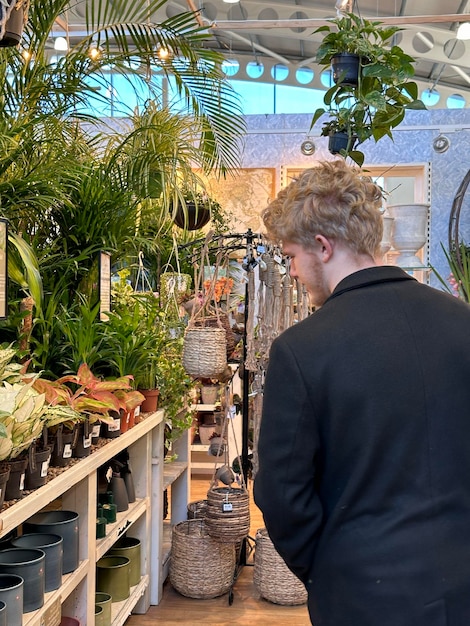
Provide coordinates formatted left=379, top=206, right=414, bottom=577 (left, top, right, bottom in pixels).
left=314, top=234, right=334, bottom=262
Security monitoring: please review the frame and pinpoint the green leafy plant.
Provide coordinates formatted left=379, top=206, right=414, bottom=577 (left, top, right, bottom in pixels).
left=311, top=12, right=426, bottom=166
left=433, top=242, right=470, bottom=302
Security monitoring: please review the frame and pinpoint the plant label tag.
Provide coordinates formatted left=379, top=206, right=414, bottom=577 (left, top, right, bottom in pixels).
left=41, top=460, right=49, bottom=477
left=222, top=502, right=233, bottom=512
left=83, top=435, right=92, bottom=449
left=19, top=473, right=25, bottom=490
left=92, top=424, right=101, bottom=438
left=108, top=418, right=120, bottom=432
left=63, top=444, right=72, bottom=458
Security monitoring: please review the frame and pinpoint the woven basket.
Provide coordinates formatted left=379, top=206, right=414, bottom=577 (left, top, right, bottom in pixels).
left=182, top=326, right=227, bottom=378
left=187, top=499, right=208, bottom=520
left=195, top=314, right=236, bottom=358
left=253, top=527, right=308, bottom=606
left=170, top=519, right=236, bottom=599
left=205, top=487, right=250, bottom=544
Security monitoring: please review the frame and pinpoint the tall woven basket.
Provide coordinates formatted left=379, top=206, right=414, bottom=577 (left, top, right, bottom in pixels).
left=170, top=519, right=236, bottom=599
left=205, top=486, right=250, bottom=544
left=253, top=527, right=308, bottom=606
left=182, top=326, right=227, bottom=378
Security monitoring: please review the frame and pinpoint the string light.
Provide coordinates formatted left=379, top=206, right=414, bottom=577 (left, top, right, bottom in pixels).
left=54, top=36, right=68, bottom=51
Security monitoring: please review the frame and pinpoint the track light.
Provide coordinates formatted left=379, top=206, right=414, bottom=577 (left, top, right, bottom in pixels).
left=457, top=22, right=470, bottom=40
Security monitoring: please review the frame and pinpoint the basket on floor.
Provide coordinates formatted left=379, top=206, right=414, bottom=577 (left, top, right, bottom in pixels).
left=182, top=326, right=227, bottom=378
left=170, top=519, right=236, bottom=599
left=187, top=499, right=208, bottom=520
left=253, top=527, right=308, bottom=606
left=205, top=486, right=250, bottom=544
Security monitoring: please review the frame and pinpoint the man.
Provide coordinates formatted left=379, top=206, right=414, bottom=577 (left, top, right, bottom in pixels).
left=253, top=159, right=470, bottom=626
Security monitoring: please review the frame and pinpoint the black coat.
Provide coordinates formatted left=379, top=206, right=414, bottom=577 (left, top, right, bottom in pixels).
left=254, top=266, right=470, bottom=626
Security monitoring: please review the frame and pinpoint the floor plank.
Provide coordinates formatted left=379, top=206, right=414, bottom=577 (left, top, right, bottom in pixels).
left=125, top=476, right=310, bottom=625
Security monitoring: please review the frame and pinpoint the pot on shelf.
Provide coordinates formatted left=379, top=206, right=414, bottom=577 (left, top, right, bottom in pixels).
left=11, top=533, right=63, bottom=592
left=0, top=548, right=45, bottom=612
left=0, top=574, right=23, bottom=626
left=96, top=555, right=131, bottom=602
left=138, top=389, right=159, bottom=413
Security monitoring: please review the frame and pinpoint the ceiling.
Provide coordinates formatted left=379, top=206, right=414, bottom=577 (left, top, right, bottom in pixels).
left=64, top=0, right=470, bottom=105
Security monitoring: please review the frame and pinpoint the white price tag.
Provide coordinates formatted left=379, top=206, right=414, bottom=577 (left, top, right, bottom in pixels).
left=19, top=473, right=25, bottom=491
left=83, top=435, right=92, bottom=449
left=63, top=444, right=72, bottom=459
left=108, top=418, right=120, bottom=432
left=40, top=460, right=49, bottom=477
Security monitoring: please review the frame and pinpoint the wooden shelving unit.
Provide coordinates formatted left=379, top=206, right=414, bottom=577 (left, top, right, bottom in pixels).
left=0, top=410, right=168, bottom=626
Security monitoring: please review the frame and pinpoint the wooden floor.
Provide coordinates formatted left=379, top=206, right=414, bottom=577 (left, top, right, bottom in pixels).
left=125, top=476, right=311, bottom=625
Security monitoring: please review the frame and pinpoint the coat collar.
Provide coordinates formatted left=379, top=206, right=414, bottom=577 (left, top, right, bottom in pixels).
left=327, top=266, right=416, bottom=303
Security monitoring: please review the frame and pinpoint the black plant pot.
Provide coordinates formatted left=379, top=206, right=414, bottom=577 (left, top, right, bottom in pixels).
left=331, top=53, right=361, bottom=86
left=173, top=201, right=211, bottom=231
left=328, top=131, right=357, bottom=155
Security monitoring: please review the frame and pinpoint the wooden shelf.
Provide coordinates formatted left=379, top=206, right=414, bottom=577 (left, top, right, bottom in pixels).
left=163, top=461, right=188, bottom=490
left=0, top=411, right=166, bottom=625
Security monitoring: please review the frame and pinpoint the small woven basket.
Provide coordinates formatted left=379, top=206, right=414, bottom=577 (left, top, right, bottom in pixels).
left=253, top=527, right=308, bottom=606
left=205, top=486, right=250, bottom=544
left=182, top=326, right=227, bottom=378
left=187, top=499, right=208, bottom=520
left=170, top=519, right=236, bottom=599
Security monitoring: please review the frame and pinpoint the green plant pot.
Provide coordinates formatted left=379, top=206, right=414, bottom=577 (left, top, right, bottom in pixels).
left=96, top=555, right=131, bottom=602
left=95, top=592, right=112, bottom=626
left=108, top=537, right=141, bottom=586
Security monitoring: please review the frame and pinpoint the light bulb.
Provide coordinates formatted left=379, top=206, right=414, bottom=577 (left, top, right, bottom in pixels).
left=54, top=36, right=68, bottom=51
left=457, top=22, right=470, bottom=40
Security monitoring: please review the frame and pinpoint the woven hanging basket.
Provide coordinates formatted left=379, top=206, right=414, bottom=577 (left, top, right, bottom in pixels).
left=205, top=486, right=250, bottom=544
left=187, top=499, right=208, bottom=520
left=195, top=314, right=237, bottom=358
left=182, top=326, right=227, bottom=378
left=170, top=519, right=236, bottom=599
left=253, top=527, right=308, bottom=606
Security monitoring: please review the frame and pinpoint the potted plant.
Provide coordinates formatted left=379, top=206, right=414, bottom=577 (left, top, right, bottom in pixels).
left=311, top=12, right=426, bottom=166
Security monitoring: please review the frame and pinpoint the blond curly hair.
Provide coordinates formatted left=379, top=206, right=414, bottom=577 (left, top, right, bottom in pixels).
left=262, top=160, right=384, bottom=258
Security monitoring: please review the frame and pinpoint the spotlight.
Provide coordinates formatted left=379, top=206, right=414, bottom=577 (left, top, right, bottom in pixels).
left=300, top=138, right=316, bottom=156
left=432, top=134, right=450, bottom=153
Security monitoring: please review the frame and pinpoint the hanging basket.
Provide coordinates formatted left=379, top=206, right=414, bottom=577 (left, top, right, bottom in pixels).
left=187, top=499, right=208, bottom=520
left=253, top=527, right=308, bottom=606
left=170, top=519, right=236, bottom=599
left=182, top=326, right=227, bottom=378
left=205, top=486, right=250, bottom=544
left=194, top=314, right=236, bottom=359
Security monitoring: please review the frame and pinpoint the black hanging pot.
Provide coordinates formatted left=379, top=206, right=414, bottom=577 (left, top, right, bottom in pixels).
left=173, top=201, right=211, bottom=231
left=331, top=53, right=362, bottom=86
left=328, top=131, right=357, bottom=155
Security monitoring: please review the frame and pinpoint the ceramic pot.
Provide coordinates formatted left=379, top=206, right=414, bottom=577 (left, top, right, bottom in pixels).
left=387, top=203, right=430, bottom=268
left=0, top=548, right=45, bottom=612
left=11, top=533, right=63, bottom=592
left=200, top=384, right=219, bottom=405
left=96, top=555, right=131, bottom=602
left=108, top=536, right=141, bottom=586
left=139, top=389, right=159, bottom=413
left=0, top=3, right=26, bottom=47
left=95, top=592, right=112, bottom=626
left=328, top=131, right=357, bottom=155
left=4, top=457, right=27, bottom=500
left=0, top=574, right=23, bottom=626
left=23, top=510, right=79, bottom=574
left=110, top=475, right=129, bottom=512
left=25, top=445, right=51, bottom=490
